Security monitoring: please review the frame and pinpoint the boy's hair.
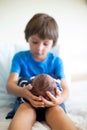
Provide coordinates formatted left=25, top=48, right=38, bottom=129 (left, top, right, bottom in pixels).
left=24, top=13, right=59, bottom=47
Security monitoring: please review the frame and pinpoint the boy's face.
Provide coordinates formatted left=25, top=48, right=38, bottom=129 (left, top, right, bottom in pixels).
left=28, top=34, right=53, bottom=61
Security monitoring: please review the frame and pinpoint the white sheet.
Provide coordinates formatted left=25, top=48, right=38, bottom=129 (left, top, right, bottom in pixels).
left=67, top=80, right=87, bottom=130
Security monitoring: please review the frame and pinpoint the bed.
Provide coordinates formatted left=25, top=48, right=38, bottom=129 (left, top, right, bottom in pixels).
left=0, top=43, right=87, bottom=130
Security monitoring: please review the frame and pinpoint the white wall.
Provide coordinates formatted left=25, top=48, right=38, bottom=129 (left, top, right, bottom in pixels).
left=0, top=0, right=87, bottom=79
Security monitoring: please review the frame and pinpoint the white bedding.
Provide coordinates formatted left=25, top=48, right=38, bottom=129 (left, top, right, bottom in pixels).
left=67, top=80, right=87, bottom=130
left=0, top=43, right=87, bottom=130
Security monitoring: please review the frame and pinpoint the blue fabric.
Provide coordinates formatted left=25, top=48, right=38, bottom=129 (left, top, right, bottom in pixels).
left=10, top=50, right=65, bottom=79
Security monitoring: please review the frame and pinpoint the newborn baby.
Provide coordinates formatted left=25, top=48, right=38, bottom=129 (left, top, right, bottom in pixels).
left=18, top=74, right=58, bottom=101
left=31, top=74, right=57, bottom=100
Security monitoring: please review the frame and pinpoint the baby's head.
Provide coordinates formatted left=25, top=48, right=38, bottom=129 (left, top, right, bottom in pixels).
left=31, top=74, right=57, bottom=100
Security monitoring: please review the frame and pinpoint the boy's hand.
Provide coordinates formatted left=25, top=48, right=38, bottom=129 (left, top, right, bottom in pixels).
left=22, top=84, right=45, bottom=108
left=41, top=87, right=62, bottom=107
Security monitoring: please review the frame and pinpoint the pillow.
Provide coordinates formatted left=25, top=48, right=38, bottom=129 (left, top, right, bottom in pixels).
left=0, top=43, right=28, bottom=107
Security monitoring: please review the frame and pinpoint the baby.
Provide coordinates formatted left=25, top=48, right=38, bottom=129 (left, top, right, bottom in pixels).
left=18, top=74, right=60, bottom=102
left=31, top=74, right=57, bottom=100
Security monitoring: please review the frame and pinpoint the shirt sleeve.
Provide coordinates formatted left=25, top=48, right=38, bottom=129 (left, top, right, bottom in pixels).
left=10, top=53, right=21, bottom=74
left=54, top=57, right=65, bottom=79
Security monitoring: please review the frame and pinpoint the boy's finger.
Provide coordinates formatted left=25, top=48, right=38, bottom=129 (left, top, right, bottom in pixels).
left=55, top=87, right=61, bottom=96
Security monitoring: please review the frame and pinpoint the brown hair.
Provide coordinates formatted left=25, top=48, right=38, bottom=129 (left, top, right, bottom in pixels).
left=24, top=13, right=59, bottom=47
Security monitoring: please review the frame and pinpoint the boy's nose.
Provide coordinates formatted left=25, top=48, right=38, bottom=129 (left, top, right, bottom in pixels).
left=37, top=44, right=43, bottom=51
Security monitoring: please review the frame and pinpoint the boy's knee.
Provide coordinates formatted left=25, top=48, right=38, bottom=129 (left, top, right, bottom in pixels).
left=46, top=105, right=64, bottom=118
left=17, top=103, right=36, bottom=116
left=45, top=106, right=65, bottom=126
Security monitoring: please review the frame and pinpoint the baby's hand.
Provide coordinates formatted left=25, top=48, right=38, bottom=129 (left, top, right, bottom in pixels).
left=22, top=85, right=45, bottom=108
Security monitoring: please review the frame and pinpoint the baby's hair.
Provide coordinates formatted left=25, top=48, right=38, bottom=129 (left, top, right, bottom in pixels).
left=24, top=13, right=59, bottom=47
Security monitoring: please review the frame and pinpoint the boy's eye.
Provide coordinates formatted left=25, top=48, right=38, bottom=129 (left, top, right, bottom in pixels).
left=44, top=43, right=49, bottom=46
left=32, top=41, right=38, bottom=44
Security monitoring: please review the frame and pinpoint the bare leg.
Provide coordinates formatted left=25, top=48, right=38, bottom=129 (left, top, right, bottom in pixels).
left=8, top=102, right=36, bottom=130
left=45, top=106, right=78, bottom=130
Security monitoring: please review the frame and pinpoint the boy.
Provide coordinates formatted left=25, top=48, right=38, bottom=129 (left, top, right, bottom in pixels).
left=6, top=13, right=78, bottom=130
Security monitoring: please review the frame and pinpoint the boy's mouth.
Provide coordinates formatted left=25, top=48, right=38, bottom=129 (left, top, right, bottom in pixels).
left=35, top=51, right=43, bottom=56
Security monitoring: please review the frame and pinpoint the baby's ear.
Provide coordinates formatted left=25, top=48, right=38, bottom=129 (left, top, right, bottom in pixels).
left=27, top=84, right=33, bottom=90
left=55, top=87, right=61, bottom=95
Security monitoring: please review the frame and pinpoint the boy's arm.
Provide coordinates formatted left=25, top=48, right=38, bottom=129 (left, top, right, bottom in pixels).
left=60, top=78, right=69, bottom=103
left=6, top=73, right=24, bottom=97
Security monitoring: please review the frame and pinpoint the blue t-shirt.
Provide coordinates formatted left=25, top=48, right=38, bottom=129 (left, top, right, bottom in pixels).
left=10, top=50, right=65, bottom=79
